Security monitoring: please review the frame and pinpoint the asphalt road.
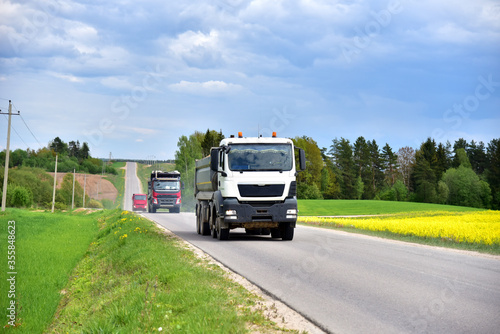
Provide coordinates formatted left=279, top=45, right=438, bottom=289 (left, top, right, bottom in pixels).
left=126, top=163, right=500, bottom=333
left=123, top=162, right=143, bottom=211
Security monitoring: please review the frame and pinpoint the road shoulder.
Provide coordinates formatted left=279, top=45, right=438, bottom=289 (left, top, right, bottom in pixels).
left=153, top=221, right=326, bottom=334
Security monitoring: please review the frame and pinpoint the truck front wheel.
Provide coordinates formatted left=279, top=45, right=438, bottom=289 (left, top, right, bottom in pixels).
left=280, top=222, right=294, bottom=241
left=271, top=228, right=281, bottom=239
left=216, top=219, right=229, bottom=240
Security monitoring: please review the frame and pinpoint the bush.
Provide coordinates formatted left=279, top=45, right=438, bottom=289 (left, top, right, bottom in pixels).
left=442, top=165, right=492, bottom=208
left=380, top=188, right=397, bottom=201
left=8, top=186, right=33, bottom=208
left=87, top=199, right=103, bottom=209
left=298, top=183, right=323, bottom=199
left=54, top=201, right=67, bottom=210
left=105, top=165, right=118, bottom=175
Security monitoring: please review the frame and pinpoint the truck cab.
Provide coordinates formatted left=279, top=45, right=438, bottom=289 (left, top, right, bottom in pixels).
left=148, top=170, right=183, bottom=213
left=132, top=194, right=147, bottom=211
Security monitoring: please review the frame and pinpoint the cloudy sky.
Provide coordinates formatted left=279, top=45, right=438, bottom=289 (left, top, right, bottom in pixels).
left=1, top=0, right=499, bottom=160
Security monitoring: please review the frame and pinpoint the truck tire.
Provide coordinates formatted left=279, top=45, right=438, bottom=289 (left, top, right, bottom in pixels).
left=201, top=220, right=210, bottom=236
left=271, top=228, right=281, bottom=239
left=280, top=222, right=294, bottom=241
left=196, top=210, right=201, bottom=234
left=216, top=219, right=229, bottom=240
left=211, top=206, right=218, bottom=238
left=151, top=205, right=156, bottom=213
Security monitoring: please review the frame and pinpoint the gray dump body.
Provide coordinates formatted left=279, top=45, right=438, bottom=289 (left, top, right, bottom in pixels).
left=195, top=156, right=216, bottom=199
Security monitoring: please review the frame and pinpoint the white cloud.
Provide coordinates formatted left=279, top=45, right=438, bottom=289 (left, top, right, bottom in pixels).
left=168, top=80, right=243, bottom=95
left=49, top=72, right=83, bottom=83
left=166, top=30, right=224, bottom=68
left=121, top=126, right=157, bottom=136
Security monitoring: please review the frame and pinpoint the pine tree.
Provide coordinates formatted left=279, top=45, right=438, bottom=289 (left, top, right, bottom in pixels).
left=353, top=137, right=371, bottom=198
left=468, top=140, right=487, bottom=175
left=486, top=138, right=500, bottom=209
left=330, top=138, right=356, bottom=199
left=368, top=140, right=384, bottom=198
left=381, top=143, right=398, bottom=186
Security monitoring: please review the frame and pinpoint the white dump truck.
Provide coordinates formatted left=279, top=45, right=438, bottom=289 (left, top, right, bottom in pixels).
left=194, top=132, right=306, bottom=240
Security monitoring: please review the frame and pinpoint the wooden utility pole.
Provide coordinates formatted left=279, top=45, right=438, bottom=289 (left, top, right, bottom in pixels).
left=72, top=168, right=76, bottom=210
left=1, top=101, right=20, bottom=212
left=51, top=154, right=58, bottom=213
left=83, top=173, right=86, bottom=208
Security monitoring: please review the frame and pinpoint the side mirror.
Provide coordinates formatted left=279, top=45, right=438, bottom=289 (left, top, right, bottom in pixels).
left=181, top=181, right=185, bottom=190
left=299, top=148, right=306, bottom=171
left=210, top=149, right=220, bottom=172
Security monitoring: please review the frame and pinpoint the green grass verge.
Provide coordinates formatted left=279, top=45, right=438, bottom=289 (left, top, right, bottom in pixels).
left=298, top=199, right=484, bottom=216
left=0, top=209, right=100, bottom=332
left=104, top=162, right=126, bottom=209
left=46, top=210, right=288, bottom=333
left=1, top=209, right=293, bottom=333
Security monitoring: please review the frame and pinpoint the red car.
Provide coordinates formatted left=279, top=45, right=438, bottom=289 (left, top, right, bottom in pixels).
left=132, top=194, right=147, bottom=211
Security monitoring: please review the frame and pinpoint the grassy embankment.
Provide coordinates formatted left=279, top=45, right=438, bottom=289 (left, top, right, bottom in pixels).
left=298, top=200, right=500, bottom=254
left=1, top=209, right=287, bottom=333
left=0, top=209, right=100, bottom=333
left=101, top=161, right=126, bottom=210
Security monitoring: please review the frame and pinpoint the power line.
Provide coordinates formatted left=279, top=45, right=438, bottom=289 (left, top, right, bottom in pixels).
left=3, top=102, right=43, bottom=149
left=19, top=114, right=42, bottom=148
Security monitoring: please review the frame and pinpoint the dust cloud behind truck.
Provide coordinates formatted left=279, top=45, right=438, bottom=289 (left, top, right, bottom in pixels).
left=194, top=132, right=306, bottom=240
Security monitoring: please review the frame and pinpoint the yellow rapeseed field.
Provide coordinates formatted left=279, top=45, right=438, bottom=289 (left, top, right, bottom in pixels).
left=299, top=211, right=500, bottom=245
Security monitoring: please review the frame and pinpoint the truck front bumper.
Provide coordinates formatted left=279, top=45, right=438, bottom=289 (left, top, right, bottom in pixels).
left=221, top=197, right=297, bottom=227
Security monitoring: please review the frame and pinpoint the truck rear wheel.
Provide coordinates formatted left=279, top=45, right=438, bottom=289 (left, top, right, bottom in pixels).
left=201, top=220, right=210, bottom=236
left=196, top=209, right=201, bottom=234
left=280, top=222, right=294, bottom=241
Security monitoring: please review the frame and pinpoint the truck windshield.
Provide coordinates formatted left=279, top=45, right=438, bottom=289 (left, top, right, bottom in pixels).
left=134, top=195, right=147, bottom=200
left=228, top=144, right=293, bottom=171
left=154, top=180, right=180, bottom=191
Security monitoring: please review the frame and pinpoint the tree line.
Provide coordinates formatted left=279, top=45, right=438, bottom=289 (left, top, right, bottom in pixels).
left=296, top=136, right=499, bottom=209
left=175, top=129, right=500, bottom=210
left=0, top=137, right=117, bottom=209
left=0, top=136, right=117, bottom=175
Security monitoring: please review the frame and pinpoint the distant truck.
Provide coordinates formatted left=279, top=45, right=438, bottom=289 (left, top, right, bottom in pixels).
left=194, top=132, right=306, bottom=240
left=132, top=193, right=147, bottom=211
left=147, top=170, right=183, bottom=213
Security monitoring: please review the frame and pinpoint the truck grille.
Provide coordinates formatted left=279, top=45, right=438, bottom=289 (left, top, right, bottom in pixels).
left=238, top=184, right=285, bottom=197
left=157, top=194, right=177, bottom=205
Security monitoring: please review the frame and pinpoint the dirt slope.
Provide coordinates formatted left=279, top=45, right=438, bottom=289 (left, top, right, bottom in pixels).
left=48, top=172, right=118, bottom=202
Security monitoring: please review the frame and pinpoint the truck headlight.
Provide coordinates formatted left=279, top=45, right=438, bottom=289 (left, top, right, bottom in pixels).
left=225, top=209, right=237, bottom=219
left=286, top=209, right=297, bottom=219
